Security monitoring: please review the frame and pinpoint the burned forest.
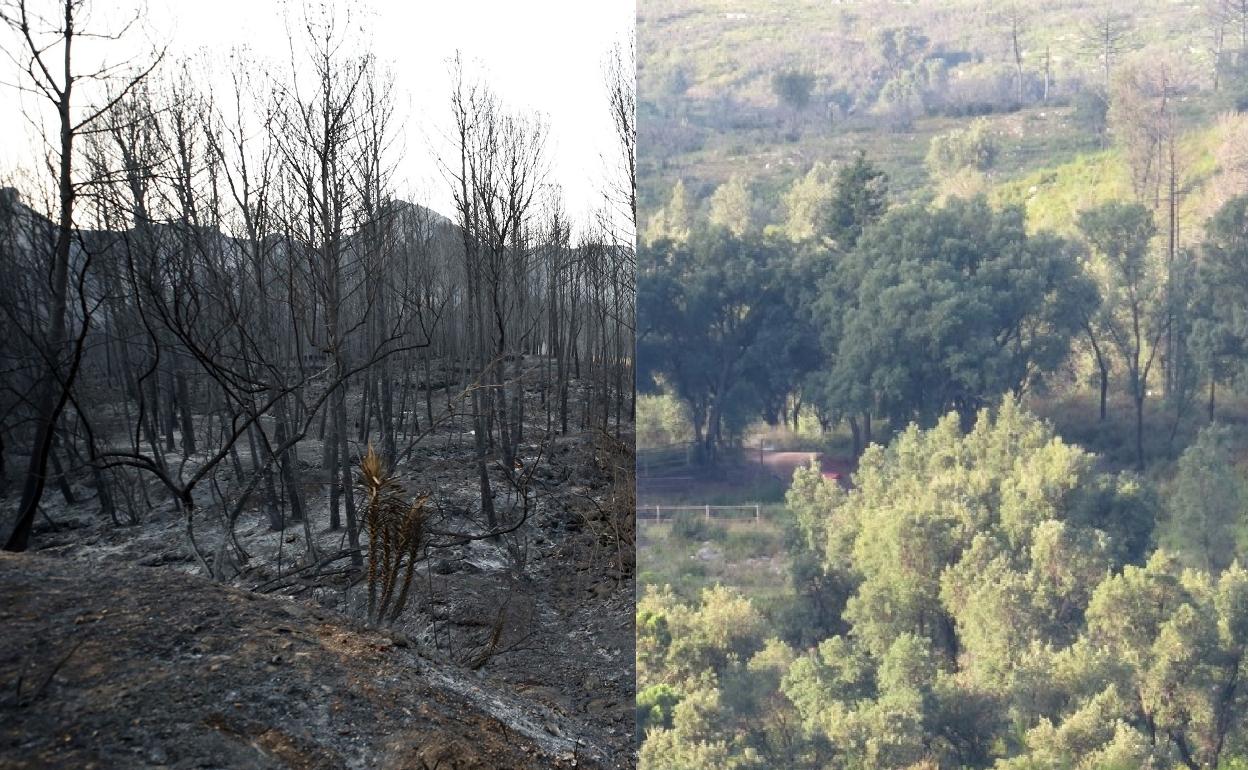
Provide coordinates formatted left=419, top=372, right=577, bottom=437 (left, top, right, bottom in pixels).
left=0, top=1, right=637, bottom=767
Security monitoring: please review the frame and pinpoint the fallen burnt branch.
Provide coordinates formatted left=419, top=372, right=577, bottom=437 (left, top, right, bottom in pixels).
left=251, top=548, right=363, bottom=594
left=8, top=641, right=82, bottom=710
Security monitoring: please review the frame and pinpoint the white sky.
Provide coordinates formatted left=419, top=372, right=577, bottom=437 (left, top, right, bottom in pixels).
left=0, top=0, right=634, bottom=225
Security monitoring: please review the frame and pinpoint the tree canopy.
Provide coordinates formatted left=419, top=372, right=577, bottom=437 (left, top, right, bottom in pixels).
left=818, top=196, right=1094, bottom=430
left=638, top=229, right=792, bottom=460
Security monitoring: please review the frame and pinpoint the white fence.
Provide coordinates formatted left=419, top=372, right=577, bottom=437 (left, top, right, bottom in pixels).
left=636, top=504, right=763, bottom=524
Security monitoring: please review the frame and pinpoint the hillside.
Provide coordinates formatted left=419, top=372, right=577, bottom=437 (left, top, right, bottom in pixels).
left=638, top=0, right=1241, bottom=218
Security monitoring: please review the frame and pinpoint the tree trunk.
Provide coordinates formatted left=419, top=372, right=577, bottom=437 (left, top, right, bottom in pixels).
left=336, top=386, right=361, bottom=566
left=275, top=402, right=305, bottom=524
left=48, top=444, right=76, bottom=505
left=423, top=352, right=434, bottom=431
left=176, top=368, right=196, bottom=456
left=1099, top=364, right=1109, bottom=422
left=5, top=15, right=77, bottom=551
left=327, top=411, right=341, bottom=531
left=161, top=366, right=177, bottom=452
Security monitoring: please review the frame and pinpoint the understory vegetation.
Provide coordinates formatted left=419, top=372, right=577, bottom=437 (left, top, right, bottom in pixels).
left=639, top=402, right=1248, bottom=769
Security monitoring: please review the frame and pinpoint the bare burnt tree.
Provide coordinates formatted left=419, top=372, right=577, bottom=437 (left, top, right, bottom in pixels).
left=445, top=58, right=548, bottom=530
left=273, top=5, right=372, bottom=565
left=1004, top=5, right=1026, bottom=105
left=0, top=0, right=162, bottom=550
left=604, top=34, right=637, bottom=238
left=1082, top=4, right=1134, bottom=93
left=603, top=33, right=637, bottom=426
left=0, top=2, right=635, bottom=628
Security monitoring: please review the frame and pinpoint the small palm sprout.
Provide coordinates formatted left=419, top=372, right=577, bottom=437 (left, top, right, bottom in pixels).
left=358, top=444, right=427, bottom=625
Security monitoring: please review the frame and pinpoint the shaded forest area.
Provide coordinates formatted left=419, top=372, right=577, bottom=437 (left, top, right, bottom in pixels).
left=0, top=0, right=637, bottom=766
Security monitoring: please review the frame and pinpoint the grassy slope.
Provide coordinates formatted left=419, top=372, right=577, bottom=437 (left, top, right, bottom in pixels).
left=991, top=112, right=1232, bottom=237
left=637, top=514, right=793, bottom=604
left=640, top=0, right=1216, bottom=215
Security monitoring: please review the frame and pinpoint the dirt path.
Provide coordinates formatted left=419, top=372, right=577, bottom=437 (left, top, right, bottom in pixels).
left=0, top=552, right=613, bottom=769
left=758, top=451, right=821, bottom=482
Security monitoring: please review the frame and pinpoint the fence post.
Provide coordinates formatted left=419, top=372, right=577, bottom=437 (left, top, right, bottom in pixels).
left=755, top=504, right=760, bottom=525
left=655, top=504, right=661, bottom=523
left=705, top=504, right=710, bottom=521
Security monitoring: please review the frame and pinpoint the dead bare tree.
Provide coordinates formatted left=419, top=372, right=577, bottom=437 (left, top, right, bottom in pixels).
left=1005, top=5, right=1026, bottom=105
left=0, top=8, right=636, bottom=682
left=0, top=0, right=163, bottom=551
left=604, top=34, right=637, bottom=240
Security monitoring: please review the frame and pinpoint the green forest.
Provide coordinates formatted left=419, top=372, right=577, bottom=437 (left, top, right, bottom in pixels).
left=637, top=1, right=1248, bottom=768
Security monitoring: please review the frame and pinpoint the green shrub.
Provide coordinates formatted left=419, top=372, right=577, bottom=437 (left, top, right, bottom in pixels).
left=670, top=512, right=724, bottom=541
left=636, top=683, right=683, bottom=735
left=722, top=527, right=776, bottom=560
left=925, top=117, right=998, bottom=177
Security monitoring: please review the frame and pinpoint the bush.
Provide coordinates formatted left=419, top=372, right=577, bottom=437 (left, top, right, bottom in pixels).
left=874, top=71, right=924, bottom=130
left=925, top=117, right=998, bottom=178
left=934, top=62, right=1036, bottom=116
left=771, top=69, right=815, bottom=112
left=637, top=683, right=682, bottom=734
left=670, top=512, right=724, bottom=541
left=637, top=393, right=693, bottom=448
left=722, top=527, right=775, bottom=559
left=1072, top=87, right=1109, bottom=137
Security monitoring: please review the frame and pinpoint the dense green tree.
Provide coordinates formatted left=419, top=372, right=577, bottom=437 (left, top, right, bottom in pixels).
left=639, top=217, right=835, bottom=461
left=795, top=153, right=891, bottom=450
left=827, top=401, right=1134, bottom=660
left=780, top=162, right=835, bottom=243
left=872, top=26, right=929, bottom=80
left=738, top=639, right=813, bottom=767
left=1196, top=194, right=1248, bottom=417
left=738, top=289, right=823, bottom=434
left=1162, top=247, right=1203, bottom=429
left=638, top=584, right=775, bottom=769
left=772, top=69, right=815, bottom=114
left=708, top=175, right=754, bottom=237
left=874, top=70, right=925, bottom=129
left=925, top=118, right=999, bottom=178
left=1164, top=424, right=1246, bottom=573
left=644, top=179, right=695, bottom=246
left=640, top=400, right=1248, bottom=769
left=1074, top=241, right=1117, bottom=422
left=1067, top=554, right=1248, bottom=770
left=638, top=229, right=785, bottom=461
left=640, top=683, right=760, bottom=770
left=767, top=404, right=1147, bottom=769
left=820, top=197, right=1093, bottom=431
left=824, top=152, right=890, bottom=250
left=638, top=683, right=683, bottom=734
left=785, top=462, right=856, bottom=642
left=1077, top=201, right=1164, bottom=469
left=1190, top=272, right=1246, bottom=422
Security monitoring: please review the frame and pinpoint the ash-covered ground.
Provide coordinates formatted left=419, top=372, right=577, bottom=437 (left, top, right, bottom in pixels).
left=0, top=359, right=636, bottom=768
